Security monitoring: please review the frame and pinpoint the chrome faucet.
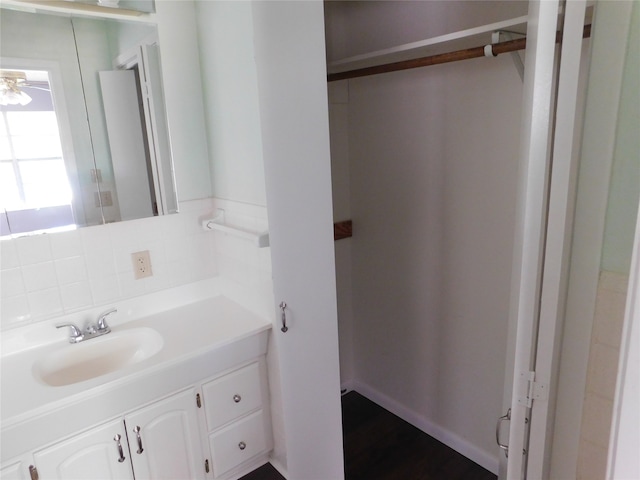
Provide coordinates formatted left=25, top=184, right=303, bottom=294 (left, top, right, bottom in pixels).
left=56, top=308, right=117, bottom=344
left=55, top=323, right=84, bottom=343
left=97, top=307, right=116, bottom=333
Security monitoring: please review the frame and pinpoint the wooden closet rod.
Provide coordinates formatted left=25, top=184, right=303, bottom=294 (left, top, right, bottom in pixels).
left=327, top=24, right=591, bottom=82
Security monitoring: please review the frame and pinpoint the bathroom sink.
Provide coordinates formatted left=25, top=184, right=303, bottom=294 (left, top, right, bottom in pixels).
left=33, top=327, right=164, bottom=387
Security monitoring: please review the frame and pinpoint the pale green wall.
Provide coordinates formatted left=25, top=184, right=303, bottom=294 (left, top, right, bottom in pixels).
left=601, top=2, right=640, bottom=274
left=194, top=1, right=267, bottom=207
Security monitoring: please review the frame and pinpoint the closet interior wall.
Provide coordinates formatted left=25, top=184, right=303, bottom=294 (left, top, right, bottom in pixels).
left=326, top=1, right=527, bottom=473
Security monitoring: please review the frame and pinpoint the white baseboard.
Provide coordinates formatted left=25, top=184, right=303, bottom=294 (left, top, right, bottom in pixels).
left=351, top=380, right=499, bottom=475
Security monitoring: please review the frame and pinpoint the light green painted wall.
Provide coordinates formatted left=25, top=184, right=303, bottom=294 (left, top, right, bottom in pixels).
left=194, top=1, right=267, bottom=207
left=602, top=2, right=640, bottom=274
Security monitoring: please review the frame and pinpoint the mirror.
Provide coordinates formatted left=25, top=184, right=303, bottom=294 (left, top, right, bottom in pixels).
left=0, top=7, right=177, bottom=237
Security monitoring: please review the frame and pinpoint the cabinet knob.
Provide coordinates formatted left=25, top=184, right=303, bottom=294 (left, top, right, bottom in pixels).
left=238, top=441, right=247, bottom=451
left=233, top=394, right=242, bottom=403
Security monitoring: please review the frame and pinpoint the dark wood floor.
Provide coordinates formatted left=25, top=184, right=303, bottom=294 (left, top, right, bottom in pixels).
left=241, top=391, right=496, bottom=480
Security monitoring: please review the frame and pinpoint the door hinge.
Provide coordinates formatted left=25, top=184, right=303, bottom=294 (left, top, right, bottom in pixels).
left=196, top=393, right=202, bottom=408
left=29, top=465, right=39, bottom=480
left=518, top=371, right=548, bottom=408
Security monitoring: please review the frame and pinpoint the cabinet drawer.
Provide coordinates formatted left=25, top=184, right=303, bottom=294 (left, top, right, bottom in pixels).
left=202, top=362, right=262, bottom=431
left=209, top=410, right=267, bottom=478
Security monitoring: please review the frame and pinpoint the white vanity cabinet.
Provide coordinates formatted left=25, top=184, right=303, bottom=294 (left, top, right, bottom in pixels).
left=1, top=295, right=273, bottom=480
left=30, top=389, right=205, bottom=480
left=201, top=361, right=272, bottom=479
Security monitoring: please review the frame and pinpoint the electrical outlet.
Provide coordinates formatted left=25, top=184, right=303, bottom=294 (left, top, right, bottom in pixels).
left=131, top=250, right=152, bottom=279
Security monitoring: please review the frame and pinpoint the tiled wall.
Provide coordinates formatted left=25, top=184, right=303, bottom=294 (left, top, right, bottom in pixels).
left=210, top=198, right=273, bottom=318
left=0, top=199, right=218, bottom=330
left=577, top=271, right=629, bottom=479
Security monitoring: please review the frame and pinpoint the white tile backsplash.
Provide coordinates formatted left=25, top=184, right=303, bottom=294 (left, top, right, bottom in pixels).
left=89, top=274, right=121, bottom=305
left=50, top=230, right=83, bottom=259
left=0, top=199, right=224, bottom=330
left=27, top=287, right=63, bottom=319
left=16, top=235, right=53, bottom=265
left=60, top=282, right=93, bottom=312
left=0, top=240, right=20, bottom=269
left=22, top=262, right=58, bottom=292
left=1, top=268, right=25, bottom=298
left=54, top=256, right=88, bottom=285
left=0, top=195, right=275, bottom=429
left=1, top=294, right=29, bottom=325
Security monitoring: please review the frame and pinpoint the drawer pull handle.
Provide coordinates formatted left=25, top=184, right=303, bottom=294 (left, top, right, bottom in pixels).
left=233, top=394, right=242, bottom=403
left=134, top=426, right=144, bottom=454
left=114, top=434, right=126, bottom=463
left=238, top=441, right=247, bottom=451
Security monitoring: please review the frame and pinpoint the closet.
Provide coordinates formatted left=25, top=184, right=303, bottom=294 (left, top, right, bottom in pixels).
left=322, top=1, right=622, bottom=478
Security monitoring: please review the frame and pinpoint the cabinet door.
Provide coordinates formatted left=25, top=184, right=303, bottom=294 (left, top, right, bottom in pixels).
left=1, top=457, right=31, bottom=480
left=125, top=389, right=205, bottom=480
left=33, top=419, right=133, bottom=480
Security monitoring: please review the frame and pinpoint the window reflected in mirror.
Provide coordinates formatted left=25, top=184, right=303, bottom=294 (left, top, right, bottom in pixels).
left=0, top=9, right=178, bottom=239
left=0, top=69, right=76, bottom=236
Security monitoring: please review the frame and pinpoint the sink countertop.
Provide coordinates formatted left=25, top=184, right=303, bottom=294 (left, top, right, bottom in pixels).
left=0, top=282, right=272, bottom=461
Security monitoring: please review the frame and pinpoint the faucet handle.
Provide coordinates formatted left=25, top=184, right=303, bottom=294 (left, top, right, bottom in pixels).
left=56, top=323, right=84, bottom=343
left=97, top=308, right=117, bottom=332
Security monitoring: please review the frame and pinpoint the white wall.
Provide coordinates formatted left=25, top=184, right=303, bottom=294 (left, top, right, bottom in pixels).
left=326, top=2, right=525, bottom=472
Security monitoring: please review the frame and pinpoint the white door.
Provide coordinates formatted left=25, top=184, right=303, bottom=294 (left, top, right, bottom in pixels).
left=99, top=70, right=154, bottom=221
left=138, top=43, right=176, bottom=215
left=252, top=1, right=345, bottom=479
left=499, top=0, right=589, bottom=478
left=33, top=419, right=133, bottom=480
left=125, top=389, right=205, bottom=480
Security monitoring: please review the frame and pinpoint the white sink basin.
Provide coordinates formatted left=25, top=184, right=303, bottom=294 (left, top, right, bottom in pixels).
left=32, top=328, right=164, bottom=387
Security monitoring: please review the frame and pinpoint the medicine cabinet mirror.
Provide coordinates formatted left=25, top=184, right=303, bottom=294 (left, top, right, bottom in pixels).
left=0, top=6, right=177, bottom=237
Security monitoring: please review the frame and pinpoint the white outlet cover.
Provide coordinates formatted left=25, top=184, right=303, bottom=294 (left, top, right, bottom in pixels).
left=131, top=250, right=153, bottom=279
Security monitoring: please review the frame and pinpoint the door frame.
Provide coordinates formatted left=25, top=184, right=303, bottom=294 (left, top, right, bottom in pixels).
left=500, top=0, right=592, bottom=477
left=500, top=0, right=563, bottom=476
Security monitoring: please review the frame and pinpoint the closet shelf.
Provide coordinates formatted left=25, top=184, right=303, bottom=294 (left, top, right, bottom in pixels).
left=327, top=15, right=528, bottom=75
left=202, top=209, right=270, bottom=248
